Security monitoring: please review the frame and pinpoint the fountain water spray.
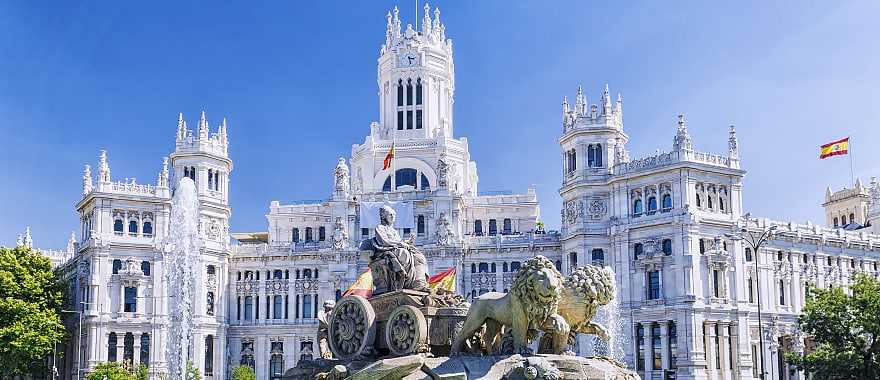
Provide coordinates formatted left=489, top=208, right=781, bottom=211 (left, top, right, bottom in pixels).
left=164, top=177, right=201, bottom=379
left=592, top=267, right=627, bottom=363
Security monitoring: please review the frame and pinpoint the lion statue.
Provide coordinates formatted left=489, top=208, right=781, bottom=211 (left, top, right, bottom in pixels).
left=451, top=256, right=570, bottom=355
left=538, top=265, right=616, bottom=354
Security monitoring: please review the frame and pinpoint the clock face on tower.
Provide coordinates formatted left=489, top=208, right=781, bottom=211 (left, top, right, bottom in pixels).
left=399, top=51, right=418, bottom=67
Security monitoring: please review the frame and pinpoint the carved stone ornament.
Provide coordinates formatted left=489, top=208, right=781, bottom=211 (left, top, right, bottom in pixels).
left=207, top=219, right=221, bottom=240
left=587, top=199, right=607, bottom=219
left=436, top=153, right=450, bottom=188
left=564, top=200, right=584, bottom=225
left=436, top=212, right=454, bottom=246
left=332, top=217, right=349, bottom=250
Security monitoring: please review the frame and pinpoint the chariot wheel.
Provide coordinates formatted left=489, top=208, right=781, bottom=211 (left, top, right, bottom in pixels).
left=328, top=295, right=376, bottom=360
left=385, top=305, right=428, bottom=356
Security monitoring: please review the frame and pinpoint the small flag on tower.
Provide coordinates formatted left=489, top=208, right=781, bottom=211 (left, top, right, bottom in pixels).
left=383, top=142, right=396, bottom=170
left=427, top=267, right=456, bottom=292
left=343, top=269, right=373, bottom=298
left=819, top=137, right=850, bottom=159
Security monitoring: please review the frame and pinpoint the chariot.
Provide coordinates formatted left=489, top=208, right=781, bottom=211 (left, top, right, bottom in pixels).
left=327, top=289, right=469, bottom=359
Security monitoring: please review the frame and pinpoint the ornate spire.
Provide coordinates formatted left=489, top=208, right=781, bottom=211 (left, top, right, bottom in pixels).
left=728, top=124, right=739, bottom=158
left=16, top=233, right=23, bottom=248
left=219, top=118, right=228, bottom=142
left=98, top=150, right=111, bottom=183
left=433, top=7, right=441, bottom=30
left=82, top=164, right=93, bottom=195
left=615, top=93, right=623, bottom=119
left=198, top=111, right=209, bottom=140
left=575, top=85, right=586, bottom=116
left=158, top=157, right=170, bottom=188
left=23, top=227, right=33, bottom=249
left=422, top=3, right=432, bottom=35
left=176, top=112, right=186, bottom=141
left=67, top=232, right=76, bottom=254
left=601, top=84, right=612, bottom=116
left=385, top=10, right=394, bottom=46
left=672, top=114, right=694, bottom=151
left=393, top=6, right=401, bottom=39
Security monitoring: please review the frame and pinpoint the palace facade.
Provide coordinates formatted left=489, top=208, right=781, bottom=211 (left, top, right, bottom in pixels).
left=27, top=5, right=880, bottom=380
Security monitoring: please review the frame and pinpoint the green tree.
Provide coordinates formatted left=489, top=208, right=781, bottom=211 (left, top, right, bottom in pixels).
left=230, top=365, right=256, bottom=380
left=135, top=364, right=148, bottom=380
left=86, top=362, right=136, bottom=380
left=786, top=274, right=880, bottom=379
left=186, top=361, right=201, bottom=380
left=0, top=246, right=66, bottom=378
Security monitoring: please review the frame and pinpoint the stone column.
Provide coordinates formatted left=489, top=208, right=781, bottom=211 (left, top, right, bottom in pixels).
left=730, top=322, right=740, bottom=379
left=133, top=333, right=142, bottom=367
left=115, top=333, right=124, bottom=364
left=643, top=324, right=652, bottom=377
left=660, top=322, right=670, bottom=370
left=705, top=322, right=715, bottom=375
left=268, top=294, right=274, bottom=322
left=719, top=323, right=730, bottom=379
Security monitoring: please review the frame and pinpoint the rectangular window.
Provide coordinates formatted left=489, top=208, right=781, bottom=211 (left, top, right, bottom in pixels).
left=669, top=322, right=678, bottom=369
left=647, top=271, right=661, bottom=300
left=636, top=324, right=645, bottom=371
left=407, top=110, right=413, bottom=130
left=124, top=287, right=137, bottom=312
left=748, top=277, right=754, bottom=303
left=403, top=228, right=411, bottom=236
left=361, top=228, right=369, bottom=237
left=397, top=111, right=404, bottom=130
left=752, top=345, right=759, bottom=377
left=715, top=324, right=721, bottom=369
left=779, top=280, right=786, bottom=305
left=489, top=219, right=497, bottom=236
left=729, top=325, right=735, bottom=369
left=713, top=270, right=720, bottom=297
left=651, top=324, right=662, bottom=370
left=416, top=110, right=423, bottom=129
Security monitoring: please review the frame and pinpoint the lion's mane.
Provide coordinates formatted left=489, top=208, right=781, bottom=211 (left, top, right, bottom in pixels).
left=510, top=256, right=564, bottom=329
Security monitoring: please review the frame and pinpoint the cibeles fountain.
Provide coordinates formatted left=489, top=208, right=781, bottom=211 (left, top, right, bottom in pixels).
left=164, top=177, right=202, bottom=380
left=286, top=205, right=639, bottom=380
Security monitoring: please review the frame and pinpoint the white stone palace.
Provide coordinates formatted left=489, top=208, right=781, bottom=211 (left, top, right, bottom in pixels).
left=21, top=5, right=880, bottom=380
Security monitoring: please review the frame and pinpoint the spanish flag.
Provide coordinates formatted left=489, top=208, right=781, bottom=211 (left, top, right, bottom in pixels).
left=820, top=137, right=849, bottom=159
left=383, top=143, right=395, bottom=170
left=427, top=267, right=456, bottom=292
left=343, top=269, right=373, bottom=298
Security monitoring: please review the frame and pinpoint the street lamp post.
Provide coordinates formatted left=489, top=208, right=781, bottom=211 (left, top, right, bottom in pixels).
left=57, top=301, right=91, bottom=380
left=726, top=214, right=777, bottom=380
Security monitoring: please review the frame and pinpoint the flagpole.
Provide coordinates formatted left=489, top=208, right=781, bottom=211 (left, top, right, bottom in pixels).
left=849, top=137, right=855, bottom=187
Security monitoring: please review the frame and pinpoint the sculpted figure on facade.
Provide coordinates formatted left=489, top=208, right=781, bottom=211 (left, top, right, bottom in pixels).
left=364, top=205, right=429, bottom=294
left=436, top=152, right=450, bottom=188
left=331, top=217, right=348, bottom=250
left=451, top=255, right=571, bottom=355
left=317, top=300, right=336, bottom=359
left=436, top=212, right=454, bottom=246
left=334, top=157, right=350, bottom=194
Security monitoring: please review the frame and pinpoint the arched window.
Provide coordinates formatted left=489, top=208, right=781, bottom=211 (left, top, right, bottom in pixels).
left=244, top=296, right=253, bottom=321
left=591, top=249, right=604, bottom=266
left=141, top=261, right=151, bottom=276
left=595, top=144, right=602, bottom=167
left=128, top=220, right=138, bottom=235
left=305, top=227, right=313, bottom=242
left=833, top=217, right=839, bottom=227
left=842, top=215, right=848, bottom=225
left=662, top=239, right=673, bottom=256
left=647, top=197, right=657, bottom=213
left=662, top=194, right=672, bottom=210
left=140, top=333, right=150, bottom=367
left=699, top=239, right=706, bottom=254
left=273, top=295, right=283, bottom=319
left=474, top=220, right=483, bottom=236
left=568, top=149, right=577, bottom=172
left=204, top=335, right=214, bottom=376
left=269, top=345, right=284, bottom=380
left=471, top=263, right=476, bottom=273
left=318, top=227, right=326, bottom=241
left=142, top=221, right=153, bottom=236
left=273, top=270, right=283, bottom=279
left=503, top=218, right=512, bottom=235
left=108, top=332, right=118, bottom=362
left=303, top=269, right=312, bottom=279
left=208, top=265, right=216, bottom=275
left=417, top=215, right=425, bottom=235
left=208, top=169, right=214, bottom=190
left=569, top=252, right=578, bottom=267
left=555, top=260, right=562, bottom=271
left=633, top=199, right=643, bottom=215
left=292, top=228, right=300, bottom=242
left=114, top=219, right=124, bottom=233
left=850, top=213, right=856, bottom=224
left=707, top=196, right=714, bottom=209
left=745, top=248, right=753, bottom=261
left=779, top=280, right=785, bottom=305
left=488, top=219, right=497, bottom=236
left=415, top=78, right=423, bottom=105
left=112, top=259, right=122, bottom=274
left=491, top=263, right=497, bottom=273
left=503, top=262, right=509, bottom=272
left=397, top=79, right=404, bottom=107
left=478, top=263, right=489, bottom=273
left=123, top=332, right=134, bottom=364
left=634, top=243, right=644, bottom=260
left=510, top=261, right=521, bottom=272
left=696, top=194, right=702, bottom=208
left=588, top=144, right=603, bottom=167
left=420, top=174, right=430, bottom=190
left=395, top=168, right=418, bottom=189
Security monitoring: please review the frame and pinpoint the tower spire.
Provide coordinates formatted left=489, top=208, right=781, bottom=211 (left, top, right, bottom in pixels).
left=575, top=85, right=586, bottom=116
left=98, top=150, right=111, bottom=183
left=198, top=111, right=209, bottom=140
left=728, top=124, right=739, bottom=159
left=158, top=157, right=170, bottom=188
left=672, top=114, right=694, bottom=151
left=177, top=112, right=186, bottom=141
left=82, top=164, right=93, bottom=195
left=23, top=227, right=33, bottom=249
left=422, top=3, right=432, bottom=35
left=67, top=232, right=76, bottom=254
left=601, top=84, right=612, bottom=116
left=393, top=6, right=401, bottom=39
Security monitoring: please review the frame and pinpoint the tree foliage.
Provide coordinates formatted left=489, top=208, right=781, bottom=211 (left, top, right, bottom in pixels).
left=186, top=361, right=201, bottom=380
left=786, top=274, right=880, bottom=379
left=231, top=365, right=256, bottom=380
left=0, top=246, right=66, bottom=377
left=86, top=362, right=136, bottom=380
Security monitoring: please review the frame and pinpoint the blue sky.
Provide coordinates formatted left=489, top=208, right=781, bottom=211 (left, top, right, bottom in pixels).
left=1, top=1, right=878, bottom=249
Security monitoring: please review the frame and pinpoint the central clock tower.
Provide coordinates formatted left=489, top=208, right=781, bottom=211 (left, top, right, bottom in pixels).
left=376, top=5, right=455, bottom=140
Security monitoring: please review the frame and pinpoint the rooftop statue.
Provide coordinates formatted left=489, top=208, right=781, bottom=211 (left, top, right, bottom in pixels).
left=365, top=205, right=429, bottom=294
